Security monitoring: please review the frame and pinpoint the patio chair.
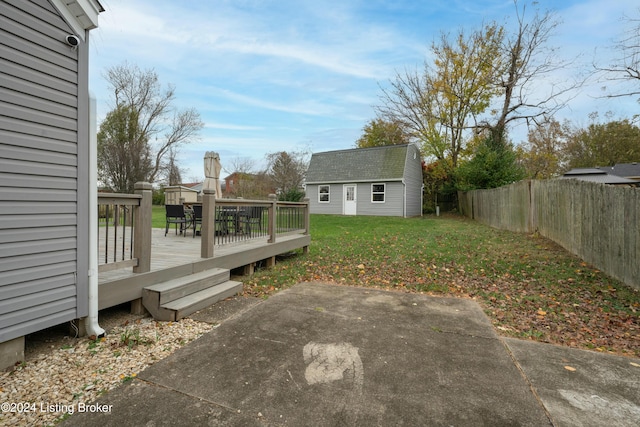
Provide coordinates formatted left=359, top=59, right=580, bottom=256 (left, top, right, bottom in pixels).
left=165, top=204, right=188, bottom=236
left=191, top=204, right=202, bottom=238
left=239, top=206, right=264, bottom=235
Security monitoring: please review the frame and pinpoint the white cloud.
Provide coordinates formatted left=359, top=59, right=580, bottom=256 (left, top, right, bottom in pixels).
left=90, top=0, right=640, bottom=181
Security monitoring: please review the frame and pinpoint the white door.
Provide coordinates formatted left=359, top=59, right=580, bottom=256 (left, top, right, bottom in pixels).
left=343, top=184, right=357, bottom=215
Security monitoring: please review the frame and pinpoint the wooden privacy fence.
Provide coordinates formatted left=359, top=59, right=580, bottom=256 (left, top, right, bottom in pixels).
left=459, top=179, right=640, bottom=291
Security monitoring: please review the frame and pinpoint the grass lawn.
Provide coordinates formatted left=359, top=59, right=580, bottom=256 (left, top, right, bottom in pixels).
left=152, top=204, right=167, bottom=229
left=243, top=214, right=640, bottom=357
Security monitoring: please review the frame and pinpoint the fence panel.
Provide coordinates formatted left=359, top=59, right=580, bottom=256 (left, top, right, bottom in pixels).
left=460, top=180, right=640, bottom=291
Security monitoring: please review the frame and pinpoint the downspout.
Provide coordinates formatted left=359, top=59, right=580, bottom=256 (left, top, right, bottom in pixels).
left=402, top=179, right=407, bottom=218
left=86, top=92, right=105, bottom=338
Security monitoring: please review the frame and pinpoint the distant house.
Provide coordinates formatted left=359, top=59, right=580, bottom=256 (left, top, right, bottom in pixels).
left=560, top=167, right=639, bottom=186
left=0, top=0, right=104, bottom=368
left=599, top=163, right=640, bottom=182
left=224, top=172, right=273, bottom=198
left=305, top=144, right=423, bottom=217
left=224, top=172, right=248, bottom=197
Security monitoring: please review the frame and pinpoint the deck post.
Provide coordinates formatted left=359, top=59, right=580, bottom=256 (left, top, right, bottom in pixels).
left=201, top=188, right=215, bottom=258
left=303, top=197, right=310, bottom=235
left=268, top=194, right=277, bottom=243
left=133, top=181, right=152, bottom=273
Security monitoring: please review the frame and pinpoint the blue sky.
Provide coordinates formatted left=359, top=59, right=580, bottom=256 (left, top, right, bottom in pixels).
left=88, top=0, right=640, bottom=181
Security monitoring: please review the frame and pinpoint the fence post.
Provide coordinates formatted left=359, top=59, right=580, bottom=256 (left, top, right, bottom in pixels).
left=201, top=188, right=215, bottom=258
left=268, top=194, right=277, bottom=243
left=133, top=182, right=152, bottom=273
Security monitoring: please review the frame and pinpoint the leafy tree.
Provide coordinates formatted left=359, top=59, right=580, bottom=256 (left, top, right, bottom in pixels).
left=563, top=116, right=640, bottom=168
left=265, top=150, right=309, bottom=197
left=355, top=118, right=410, bottom=148
left=98, top=62, right=203, bottom=192
left=97, top=105, right=151, bottom=193
left=516, top=118, right=569, bottom=179
left=377, top=23, right=503, bottom=170
left=422, top=160, right=453, bottom=213
left=457, top=133, right=525, bottom=190
left=278, top=188, right=306, bottom=202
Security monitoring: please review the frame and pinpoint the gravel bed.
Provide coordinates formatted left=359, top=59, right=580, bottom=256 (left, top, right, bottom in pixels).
left=0, top=306, right=214, bottom=426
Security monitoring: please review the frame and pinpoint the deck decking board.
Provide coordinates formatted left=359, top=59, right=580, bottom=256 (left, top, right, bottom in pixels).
left=98, top=228, right=309, bottom=310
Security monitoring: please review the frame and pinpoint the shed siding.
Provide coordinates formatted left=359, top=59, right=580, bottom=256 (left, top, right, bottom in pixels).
left=358, top=182, right=404, bottom=216
left=0, top=0, right=88, bottom=343
left=308, top=182, right=405, bottom=216
left=307, top=184, right=344, bottom=215
left=403, top=144, right=423, bottom=217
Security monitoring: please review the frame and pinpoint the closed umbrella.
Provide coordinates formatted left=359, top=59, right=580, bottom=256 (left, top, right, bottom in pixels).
left=203, top=151, right=223, bottom=198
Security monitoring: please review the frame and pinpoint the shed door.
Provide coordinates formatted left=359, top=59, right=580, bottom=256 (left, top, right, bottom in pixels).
left=343, top=184, right=357, bottom=215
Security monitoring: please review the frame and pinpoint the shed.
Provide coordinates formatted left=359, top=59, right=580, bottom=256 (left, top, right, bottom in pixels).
left=305, top=144, right=423, bottom=217
left=0, top=0, right=103, bottom=368
left=164, top=185, right=199, bottom=204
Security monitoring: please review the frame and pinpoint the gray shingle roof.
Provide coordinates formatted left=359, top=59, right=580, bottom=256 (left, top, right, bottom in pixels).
left=561, top=167, right=639, bottom=185
left=599, top=163, right=640, bottom=179
left=306, top=145, right=410, bottom=184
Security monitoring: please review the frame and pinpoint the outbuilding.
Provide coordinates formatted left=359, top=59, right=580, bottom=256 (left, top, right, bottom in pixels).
left=305, top=144, right=423, bottom=217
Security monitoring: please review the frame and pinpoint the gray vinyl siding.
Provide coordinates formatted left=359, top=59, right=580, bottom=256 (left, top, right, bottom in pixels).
left=357, top=182, right=404, bottom=216
left=0, top=0, right=89, bottom=343
left=308, top=182, right=405, bottom=216
left=307, top=184, right=344, bottom=215
left=403, top=144, right=423, bottom=217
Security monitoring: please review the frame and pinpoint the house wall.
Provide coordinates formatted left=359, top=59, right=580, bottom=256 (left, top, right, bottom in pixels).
left=307, top=182, right=406, bottom=216
left=307, top=184, right=344, bottom=215
left=403, top=144, right=423, bottom=217
left=357, top=182, right=404, bottom=216
left=0, top=0, right=89, bottom=343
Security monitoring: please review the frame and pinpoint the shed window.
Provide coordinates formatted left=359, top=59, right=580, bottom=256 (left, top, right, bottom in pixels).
left=371, top=183, right=385, bottom=202
left=318, top=185, right=330, bottom=203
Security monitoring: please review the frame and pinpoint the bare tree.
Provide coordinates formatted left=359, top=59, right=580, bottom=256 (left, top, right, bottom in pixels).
left=595, top=10, right=640, bottom=99
left=166, top=148, right=183, bottom=186
left=98, top=62, right=203, bottom=192
left=487, top=1, right=579, bottom=143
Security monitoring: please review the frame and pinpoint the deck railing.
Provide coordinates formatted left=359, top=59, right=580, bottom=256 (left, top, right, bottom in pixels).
left=199, top=190, right=310, bottom=258
left=97, top=182, right=152, bottom=273
left=98, top=183, right=309, bottom=272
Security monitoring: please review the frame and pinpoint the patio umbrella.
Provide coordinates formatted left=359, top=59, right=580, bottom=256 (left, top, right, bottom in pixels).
left=203, top=151, right=223, bottom=197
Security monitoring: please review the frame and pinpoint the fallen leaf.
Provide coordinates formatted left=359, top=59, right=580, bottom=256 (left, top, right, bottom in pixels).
left=630, top=362, right=640, bottom=368
left=564, top=365, right=576, bottom=372
left=537, top=310, right=547, bottom=316
left=357, top=264, right=365, bottom=269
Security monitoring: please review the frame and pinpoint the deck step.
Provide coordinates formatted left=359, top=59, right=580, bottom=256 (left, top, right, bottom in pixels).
left=142, top=268, right=242, bottom=321
left=144, top=268, right=230, bottom=305
left=161, top=280, right=243, bottom=321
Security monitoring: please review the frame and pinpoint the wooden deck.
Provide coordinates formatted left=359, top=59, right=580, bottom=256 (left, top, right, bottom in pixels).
left=98, top=228, right=310, bottom=310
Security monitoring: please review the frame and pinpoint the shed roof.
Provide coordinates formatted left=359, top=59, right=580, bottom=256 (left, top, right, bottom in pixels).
left=306, top=144, right=412, bottom=184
